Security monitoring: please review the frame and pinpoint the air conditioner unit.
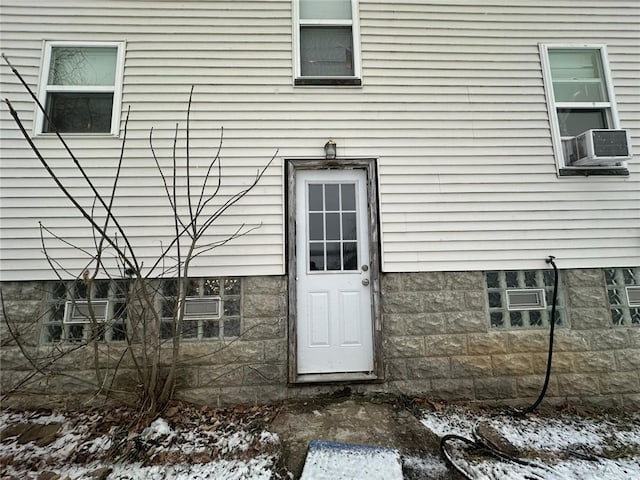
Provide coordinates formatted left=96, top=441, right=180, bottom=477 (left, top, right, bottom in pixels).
left=569, top=129, right=632, bottom=166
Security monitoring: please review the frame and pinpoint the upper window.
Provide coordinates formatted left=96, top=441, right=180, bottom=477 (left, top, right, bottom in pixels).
left=540, top=45, right=630, bottom=174
left=293, top=0, right=361, bottom=86
left=37, top=41, right=125, bottom=135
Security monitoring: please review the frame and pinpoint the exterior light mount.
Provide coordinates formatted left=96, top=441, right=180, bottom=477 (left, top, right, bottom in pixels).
left=324, top=139, right=336, bottom=160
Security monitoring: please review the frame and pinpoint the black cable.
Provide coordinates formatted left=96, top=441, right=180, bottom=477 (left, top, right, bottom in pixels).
left=521, top=256, right=559, bottom=414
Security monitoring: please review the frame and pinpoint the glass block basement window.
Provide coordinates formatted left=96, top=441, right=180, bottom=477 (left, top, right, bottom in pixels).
left=606, top=267, right=640, bottom=326
left=159, top=277, right=241, bottom=340
left=485, top=270, right=566, bottom=328
left=42, top=279, right=128, bottom=344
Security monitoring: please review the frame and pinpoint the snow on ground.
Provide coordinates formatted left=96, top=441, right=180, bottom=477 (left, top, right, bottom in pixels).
left=2, top=402, right=640, bottom=479
left=419, top=405, right=640, bottom=480
left=299, top=440, right=403, bottom=480
left=0, top=404, right=285, bottom=480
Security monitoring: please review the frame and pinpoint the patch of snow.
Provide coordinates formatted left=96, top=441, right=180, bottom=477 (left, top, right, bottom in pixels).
left=142, top=417, right=172, bottom=440
left=300, top=440, right=403, bottom=480
left=259, top=431, right=279, bottom=445
left=420, top=406, right=640, bottom=480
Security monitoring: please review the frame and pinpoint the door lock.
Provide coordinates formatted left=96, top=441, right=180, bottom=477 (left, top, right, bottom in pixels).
left=361, top=265, right=368, bottom=272
left=362, top=279, right=370, bottom=286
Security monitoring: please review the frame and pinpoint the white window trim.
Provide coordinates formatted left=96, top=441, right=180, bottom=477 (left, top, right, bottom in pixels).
left=292, top=0, right=362, bottom=85
left=36, top=40, right=126, bottom=136
left=539, top=43, right=626, bottom=174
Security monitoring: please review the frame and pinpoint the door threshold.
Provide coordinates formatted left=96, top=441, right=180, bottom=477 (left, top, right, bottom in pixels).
left=295, top=372, right=378, bottom=384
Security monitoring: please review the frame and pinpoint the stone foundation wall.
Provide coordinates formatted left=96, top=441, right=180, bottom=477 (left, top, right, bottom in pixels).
left=1, top=269, right=638, bottom=409
left=381, top=270, right=640, bottom=409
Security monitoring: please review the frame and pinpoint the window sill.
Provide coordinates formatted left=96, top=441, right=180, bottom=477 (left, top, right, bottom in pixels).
left=294, top=77, right=362, bottom=87
left=558, top=167, right=630, bottom=177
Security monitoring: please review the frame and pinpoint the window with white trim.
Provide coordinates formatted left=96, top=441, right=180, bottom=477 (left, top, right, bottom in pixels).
left=540, top=45, right=630, bottom=174
left=38, top=41, right=125, bottom=135
left=293, top=0, right=361, bottom=86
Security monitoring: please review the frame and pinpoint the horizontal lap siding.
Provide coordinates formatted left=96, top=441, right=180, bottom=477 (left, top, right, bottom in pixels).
left=1, top=0, right=639, bottom=281
left=366, top=0, right=640, bottom=272
left=0, top=0, right=290, bottom=280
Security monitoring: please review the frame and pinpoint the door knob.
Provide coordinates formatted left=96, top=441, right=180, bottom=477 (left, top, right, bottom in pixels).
left=362, top=279, right=370, bottom=286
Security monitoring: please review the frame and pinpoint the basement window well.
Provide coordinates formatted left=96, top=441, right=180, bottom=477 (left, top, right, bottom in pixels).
left=485, top=270, right=567, bottom=329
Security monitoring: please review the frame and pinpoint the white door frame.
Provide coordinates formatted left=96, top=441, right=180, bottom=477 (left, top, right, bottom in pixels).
left=286, top=159, right=382, bottom=383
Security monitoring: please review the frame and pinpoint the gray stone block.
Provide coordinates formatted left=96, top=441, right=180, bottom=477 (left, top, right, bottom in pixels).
left=552, top=330, right=591, bottom=352
left=383, top=313, right=445, bottom=336
left=467, top=333, right=508, bottom=355
left=383, top=336, right=424, bottom=358
left=589, top=329, right=629, bottom=350
left=567, top=287, right=607, bottom=310
left=557, top=374, right=601, bottom=395
left=516, top=375, right=559, bottom=398
left=241, top=316, right=285, bottom=340
left=243, top=363, right=287, bottom=385
left=445, top=311, right=487, bottom=334
left=424, top=334, right=466, bottom=356
left=565, top=269, right=604, bottom=287
left=506, top=331, right=549, bottom=353
left=491, top=353, right=533, bottom=376
left=243, top=276, right=285, bottom=295
left=431, top=379, right=474, bottom=400
left=450, top=355, right=492, bottom=378
left=263, top=339, right=287, bottom=363
left=401, top=272, right=444, bottom=292
left=406, top=357, right=450, bottom=379
left=382, top=292, right=425, bottom=314
left=474, top=377, right=517, bottom=400
left=616, top=348, right=640, bottom=371
left=442, top=271, right=484, bottom=291
left=570, top=308, right=612, bottom=330
left=599, top=372, right=640, bottom=394
left=571, top=351, right=616, bottom=373
left=243, top=293, right=286, bottom=318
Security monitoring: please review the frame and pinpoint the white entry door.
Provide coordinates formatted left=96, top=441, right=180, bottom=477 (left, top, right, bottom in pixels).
left=296, top=169, right=374, bottom=374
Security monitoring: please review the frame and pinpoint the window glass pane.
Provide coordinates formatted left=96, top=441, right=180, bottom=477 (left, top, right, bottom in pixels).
left=326, top=242, right=341, bottom=270
left=343, top=242, right=357, bottom=270
left=300, top=0, right=351, bottom=20
left=308, top=184, right=323, bottom=211
left=553, top=81, right=607, bottom=103
left=309, top=213, right=324, bottom=240
left=326, top=213, right=340, bottom=240
left=49, top=47, right=117, bottom=86
left=549, top=49, right=608, bottom=102
left=44, top=92, right=113, bottom=133
left=300, top=27, right=354, bottom=77
left=342, top=212, right=356, bottom=240
left=341, top=184, right=356, bottom=210
left=309, top=242, right=324, bottom=271
left=325, top=184, right=339, bottom=210
left=557, top=108, right=607, bottom=136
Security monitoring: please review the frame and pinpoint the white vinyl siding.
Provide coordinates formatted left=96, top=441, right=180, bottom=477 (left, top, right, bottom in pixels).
left=1, top=1, right=639, bottom=280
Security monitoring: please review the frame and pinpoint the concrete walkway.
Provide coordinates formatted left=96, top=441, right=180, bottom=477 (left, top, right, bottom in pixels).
left=269, top=397, right=447, bottom=479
